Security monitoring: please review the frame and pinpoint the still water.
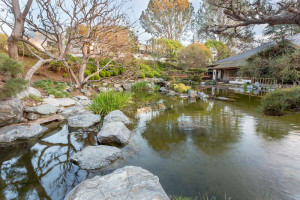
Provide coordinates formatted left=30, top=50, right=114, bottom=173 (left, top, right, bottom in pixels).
left=1, top=88, right=300, bottom=200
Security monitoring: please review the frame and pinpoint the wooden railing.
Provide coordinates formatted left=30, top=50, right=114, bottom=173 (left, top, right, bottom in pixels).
left=228, top=77, right=278, bottom=85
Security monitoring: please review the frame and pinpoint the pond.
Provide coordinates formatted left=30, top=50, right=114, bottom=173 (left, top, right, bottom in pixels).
left=1, top=88, right=300, bottom=200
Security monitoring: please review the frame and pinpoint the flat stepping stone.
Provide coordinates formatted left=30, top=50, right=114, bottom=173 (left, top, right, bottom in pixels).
left=68, top=114, right=101, bottom=128
left=62, top=106, right=93, bottom=119
left=103, top=110, right=131, bottom=126
left=97, top=122, right=131, bottom=146
left=64, top=166, right=169, bottom=200
left=25, top=104, right=60, bottom=115
left=0, top=124, right=48, bottom=143
left=70, top=145, right=121, bottom=170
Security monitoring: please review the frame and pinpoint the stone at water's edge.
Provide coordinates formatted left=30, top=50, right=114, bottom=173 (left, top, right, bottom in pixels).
left=25, top=104, right=60, bottom=115
left=0, top=124, right=48, bottom=143
left=64, top=166, right=170, bottom=200
left=188, top=90, right=197, bottom=98
left=122, top=83, right=132, bottom=90
left=68, top=114, right=101, bottom=128
left=61, top=106, right=93, bottom=119
left=15, top=87, right=42, bottom=99
left=70, top=145, right=122, bottom=170
left=98, top=122, right=131, bottom=145
left=103, top=110, right=131, bottom=126
left=0, top=99, right=23, bottom=127
left=27, top=113, right=39, bottom=121
left=159, top=87, right=168, bottom=93
left=44, top=97, right=76, bottom=107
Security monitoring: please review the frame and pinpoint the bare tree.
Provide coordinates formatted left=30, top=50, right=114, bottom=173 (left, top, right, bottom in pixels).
left=206, top=0, right=300, bottom=36
left=0, top=0, right=33, bottom=59
left=19, top=0, right=133, bottom=88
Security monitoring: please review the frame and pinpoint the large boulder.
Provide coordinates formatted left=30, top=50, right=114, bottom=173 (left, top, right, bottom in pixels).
left=61, top=106, right=93, bottom=119
left=70, top=145, right=122, bottom=170
left=122, top=84, right=132, bottom=91
left=25, top=104, right=60, bottom=115
left=68, top=114, right=101, bottom=128
left=64, top=166, right=169, bottom=200
left=97, top=122, right=131, bottom=145
left=15, top=87, right=42, bottom=99
left=103, top=110, right=131, bottom=126
left=0, top=124, right=48, bottom=143
left=0, top=99, right=23, bottom=127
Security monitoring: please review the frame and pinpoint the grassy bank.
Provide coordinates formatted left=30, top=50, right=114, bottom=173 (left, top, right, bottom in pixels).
left=261, top=87, right=300, bottom=116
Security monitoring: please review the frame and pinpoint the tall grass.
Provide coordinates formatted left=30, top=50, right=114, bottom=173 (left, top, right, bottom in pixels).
left=89, top=90, right=132, bottom=116
left=261, top=87, right=300, bottom=116
left=132, top=81, right=149, bottom=91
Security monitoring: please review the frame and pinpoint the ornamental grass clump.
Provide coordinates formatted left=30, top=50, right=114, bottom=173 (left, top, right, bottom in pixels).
left=261, top=87, right=300, bottom=116
left=132, top=81, right=149, bottom=91
left=89, top=90, right=132, bottom=116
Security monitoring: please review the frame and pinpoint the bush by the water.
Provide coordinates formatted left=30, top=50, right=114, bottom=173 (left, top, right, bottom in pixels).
left=34, top=79, right=71, bottom=98
left=261, top=87, right=300, bottom=116
left=0, top=78, right=29, bottom=98
left=173, top=83, right=190, bottom=93
left=89, top=90, right=132, bottom=116
left=132, top=81, right=149, bottom=91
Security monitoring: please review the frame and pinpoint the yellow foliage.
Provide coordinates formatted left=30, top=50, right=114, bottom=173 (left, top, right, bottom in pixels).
left=151, top=0, right=190, bottom=12
left=173, top=83, right=190, bottom=93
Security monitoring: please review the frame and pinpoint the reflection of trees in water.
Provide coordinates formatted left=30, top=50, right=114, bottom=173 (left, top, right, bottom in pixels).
left=141, top=99, right=243, bottom=156
left=0, top=127, right=93, bottom=200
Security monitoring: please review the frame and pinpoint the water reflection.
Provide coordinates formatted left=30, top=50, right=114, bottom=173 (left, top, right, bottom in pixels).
left=0, top=125, right=94, bottom=200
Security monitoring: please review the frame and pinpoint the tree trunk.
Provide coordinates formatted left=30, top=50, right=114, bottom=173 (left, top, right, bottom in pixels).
left=7, top=36, right=19, bottom=60
left=25, top=59, right=54, bottom=80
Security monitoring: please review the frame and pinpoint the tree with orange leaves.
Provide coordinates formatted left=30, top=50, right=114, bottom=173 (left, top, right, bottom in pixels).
left=140, top=0, right=194, bottom=41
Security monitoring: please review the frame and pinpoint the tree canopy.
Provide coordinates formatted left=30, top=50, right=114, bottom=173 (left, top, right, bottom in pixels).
left=204, top=40, right=231, bottom=61
left=140, top=0, right=194, bottom=41
left=178, top=43, right=212, bottom=69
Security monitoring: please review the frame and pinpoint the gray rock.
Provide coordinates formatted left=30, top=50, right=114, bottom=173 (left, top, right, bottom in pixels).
left=168, top=90, right=176, bottom=96
left=81, top=89, right=92, bottom=97
left=114, top=87, right=124, bottom=92
left=74, top=96, right=88, bottom=101
left=122, top=84, right=132, bottom=90
left=188, top=90, right=197, bottom=98
left=25, top=104, right=60, bottom=115
left=98, top=87, right=107, bottom=93
left=103, top=110, right=131, bottom=126
left=159, top=87, right=168, bottom=93
left=16, top=87, right=42, bottom=99
left=56, top=98, right=76, bottom=107
left=43, top=97, right=60, bottom=107
left=61, top=106, right=93, bottom=119
left=70, top=145, right=121, bottom=170
left=68, top=114, right=101, bottom=128
left=0, top=99, right=23, bottom=127
left=27, top=113, right=39, bottom=121
left=64, top=166, right=169, bottom=200
left=0, top=124, right=47, bottom=143
left=98, top=122, right=131, bottom=145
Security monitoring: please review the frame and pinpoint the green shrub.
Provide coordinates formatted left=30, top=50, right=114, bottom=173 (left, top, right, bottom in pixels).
left=145, top=72, right=154, bottom=78
left=89, top=90, right=132, bottom=116
left=0, top=78, right=29, bottom=98
left=91, top=74, right=101, bottom=80
left=139, top=72, right=145, bottom=79
left=33, top=79, right=53, bottom=89
left=23, top=94, right=43, bottom=102
left=132, top=81, right=149, bottom=91
left=84, top=70, right=92, bottom=77
left=0, top=33, right=7, bottom=49
left=113, top=69, right=120, bottom=76
left=55, top=83, right=66, bottom=90
left=119, top=68, right=126, bottom=75
left=0, top=54, right=24, bottom=78
left=49, top=61, right=64, bottom=72
left=261, top=87, right=300, bottom=116
left=99, top=71, right=106, bottom=77
left=105, top=71, right=111, bottom=77
left=154, top=71, right=161, bottom=78
left=62, top=73, right=68, bottom=78
left=173, top=83, right=190, bottom=93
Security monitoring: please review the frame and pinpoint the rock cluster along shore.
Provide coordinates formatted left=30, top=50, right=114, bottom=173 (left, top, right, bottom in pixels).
left=64, top=166, right=170, bottom=200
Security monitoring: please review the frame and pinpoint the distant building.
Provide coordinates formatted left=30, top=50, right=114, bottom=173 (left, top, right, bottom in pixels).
left=209, top=33, right=300, bottom=83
